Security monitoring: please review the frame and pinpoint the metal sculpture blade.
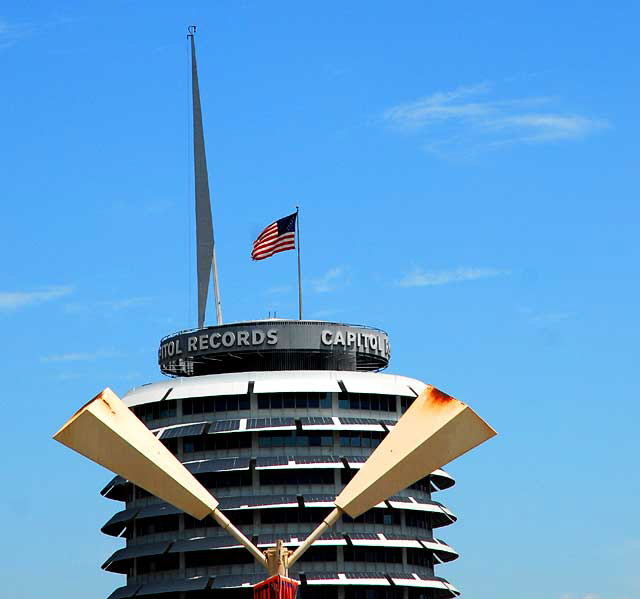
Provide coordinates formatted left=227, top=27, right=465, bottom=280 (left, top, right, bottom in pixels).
left=53, top=388, right=266, bottom=565
left=53, top=388, right=219, bottom=519
left=289, top=385, right=496, bottom=566
left=334, top=385, right=497, bottom=518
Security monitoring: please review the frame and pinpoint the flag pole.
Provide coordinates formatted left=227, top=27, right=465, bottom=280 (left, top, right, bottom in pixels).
left=296, top=206, right=303, bottom=320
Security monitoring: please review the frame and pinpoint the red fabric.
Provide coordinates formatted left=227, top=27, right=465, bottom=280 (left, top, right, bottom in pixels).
left=254, top=575, right=299, bottom=599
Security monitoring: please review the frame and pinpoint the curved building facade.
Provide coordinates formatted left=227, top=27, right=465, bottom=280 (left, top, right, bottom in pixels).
left=101, top=321, right=461, bottom=599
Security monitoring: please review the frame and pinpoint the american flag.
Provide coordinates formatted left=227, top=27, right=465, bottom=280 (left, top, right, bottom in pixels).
left=251, top=212, right=297, bottom=261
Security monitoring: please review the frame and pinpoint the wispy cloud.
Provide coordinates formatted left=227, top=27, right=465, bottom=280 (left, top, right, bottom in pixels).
left=483, top=113, right=607, bottom=143
left=65, top=296, right=154, bottom=314
left=311, top=267, right=349, bottom=293
left=0, top=18, right=28, bottom=49
left=383, top=82, right=607, bottom=154
left=106, top=297, right=153, bottom=310
left=0, top=285, right=73, bottom=310
left=384, top=83, right=495, bottom=129
left=266, top=285, right=293, bottom=295
left=41, top=350, right=119, bottom=363
left=0, top=15, right=74, bottom=49
left=399, top=267, right=508, bottom=288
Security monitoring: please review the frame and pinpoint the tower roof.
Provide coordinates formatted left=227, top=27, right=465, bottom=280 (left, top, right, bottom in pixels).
left=158, top=320, right=390, bottom=377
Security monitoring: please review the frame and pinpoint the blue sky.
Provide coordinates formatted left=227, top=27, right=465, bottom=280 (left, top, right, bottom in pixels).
left=1, top=2, right=639, bottom=598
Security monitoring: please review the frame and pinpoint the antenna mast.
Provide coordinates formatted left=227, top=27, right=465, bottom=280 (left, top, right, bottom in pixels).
left=188, top=25, right=222, bottom=327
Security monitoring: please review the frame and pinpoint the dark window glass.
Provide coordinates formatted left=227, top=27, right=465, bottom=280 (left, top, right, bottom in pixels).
left=132, top=400, right=177, bottom=423
left=342, top=508, right=400, bottom=526
left=258, top=431, right=332, bottom=448
left=259, top=469, right=334, bottom=486
left=405, top=511, right=431, bottom=530
left=134, top=514, right=179, bottom=537
left=136, top=553, right=179, bottom=574
left=407, top=548, right=432, bottom=568
left=184, top=511, right=253, bottom=529
left=185, top=548, right=253, bottom=568
left=410, top=476, right=431, bottom=493
left=160, top=437, right=178, bottom=454
left=301, top=588, right=339, bottom=599
left=408, top=590, right=435, bottom=599
left=339, top=431, right=385, bottom=448
left=182, top=394, right=249, bottom=416
left=344, top=546, right=403, bottom=564
left=345, top=588, right=403, bottom=599
left=183, top=432, right=251, bottom=453
left=260, top=508, right=327, bottom=525
left=133, top=485, right=152, bottom=499
left=341, top=469, right=356, bottom=485
left=338, top=393, right=397, bottom=412
left=198, top=470, right=252, bottom=488
left=298, top=546, right=337, bottom=562
left=401, top=397, right=415, bottom=413
left=257, top=392, right=331, bottom=410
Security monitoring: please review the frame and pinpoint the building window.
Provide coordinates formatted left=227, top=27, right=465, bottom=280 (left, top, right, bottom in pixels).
left=410, top=476, right=431, bottom=493
left=405, top=511, right=431, bottom=530
left=300, top=589, right=339, bottom=599
left=257, top=392, right=332, bottom=410
left=132, top=400, right=177, bottom=423
left=341, top=469, right=355, bottom=485
left=258, top=431, right=333, bottom=448
left=339, top=430, right=385, bottom=448
left=261, top=508, right=328, bottom=525
left=135, top=553, right=179, bottom=574
left=297, top=546, right=337, bottom=562
left=344, top=546, right=403, bottom=564
left=183, top=432, right=251, bottom=453
left=400, top=396, right=415, bottom=413
left=198, top=470, right=252, bottom=488
left=184, top=511, right=253, bottom=529
left=133, top=484, right=152, bottom=499
left=342, top=508, right=400, bottom=526
left=407, top=548, right=432, bottom=568
left=160, top=437, right=178, bottom=454
left=182, top=394, right=250, bottom=415
left=345, top=588, right=403, bottom=599
left=259, top=469, right=334, bottom=486
left=339, top=393, right=397, bottom=412
left=185, top=548, right=253, bottom=568
left=134, top=515, right=179, bottom=537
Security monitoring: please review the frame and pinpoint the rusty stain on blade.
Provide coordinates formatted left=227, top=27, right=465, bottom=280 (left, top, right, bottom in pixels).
left=427, top=386, right=457, bottom=405
left=334, top=384, right=496, bottom=518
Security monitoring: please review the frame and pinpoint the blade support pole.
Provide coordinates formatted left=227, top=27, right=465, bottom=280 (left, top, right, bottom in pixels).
left=288, top=507, right=341, bottom=567
left=211, top=508, right=267, bottom=567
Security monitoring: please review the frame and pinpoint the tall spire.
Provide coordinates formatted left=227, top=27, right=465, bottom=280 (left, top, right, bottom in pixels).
left=188, top=25, right=222, bottom=327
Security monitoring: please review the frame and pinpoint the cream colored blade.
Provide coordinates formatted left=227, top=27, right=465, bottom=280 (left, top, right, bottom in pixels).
left=335, top=385, right=497, bottom=518
left=53, top=388, right=218, bottom=520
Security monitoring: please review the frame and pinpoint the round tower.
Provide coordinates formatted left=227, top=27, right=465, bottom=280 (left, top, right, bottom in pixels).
left=100, top=320, right=460, bottom=599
